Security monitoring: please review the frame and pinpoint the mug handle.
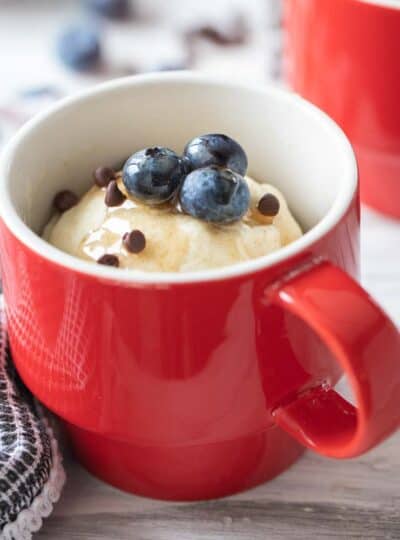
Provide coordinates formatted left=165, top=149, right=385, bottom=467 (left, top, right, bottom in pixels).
left=268, top=260, right=400, bottom=458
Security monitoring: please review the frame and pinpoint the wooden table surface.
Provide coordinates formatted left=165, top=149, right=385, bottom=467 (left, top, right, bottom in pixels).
left=34, top=209, right=400, bottom=540
left=37, top=430, right=400, bottom=540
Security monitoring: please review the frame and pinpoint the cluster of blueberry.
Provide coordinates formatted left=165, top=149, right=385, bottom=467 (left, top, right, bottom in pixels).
left=53, top=133, right=280, bottom=267
left=122, top=133, right=251, bottom=224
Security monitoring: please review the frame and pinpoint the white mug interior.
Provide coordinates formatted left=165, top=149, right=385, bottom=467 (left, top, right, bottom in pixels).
left=0, top=73, right=357, bottom=283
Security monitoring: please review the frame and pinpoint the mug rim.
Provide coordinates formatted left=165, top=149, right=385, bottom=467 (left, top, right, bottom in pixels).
left=0, top=72, right=358, bottom=285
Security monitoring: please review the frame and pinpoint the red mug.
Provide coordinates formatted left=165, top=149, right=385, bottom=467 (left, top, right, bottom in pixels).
left=284, top=0, right=400, bottom=219
left=0, top=74, right=399, bottom=501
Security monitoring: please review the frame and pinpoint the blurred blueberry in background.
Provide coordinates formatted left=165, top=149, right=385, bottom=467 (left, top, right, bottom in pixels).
left=83, top=0, right=130, bottom=19
left=56, top=23, right=101, bottom=71
left=149, top=61, right=188, bottom=72
left=18, top=86, right=62, bottom=99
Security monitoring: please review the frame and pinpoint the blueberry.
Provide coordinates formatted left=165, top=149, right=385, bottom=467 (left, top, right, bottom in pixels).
left=180, top=166, right=250, bottom=224
left=83, top=0, right=130, bottom=18
left=184, top=134, right=248, bottom=176
left=122, top=147, right=186, bottom=204
left=56, top=24, right=101, bottom=71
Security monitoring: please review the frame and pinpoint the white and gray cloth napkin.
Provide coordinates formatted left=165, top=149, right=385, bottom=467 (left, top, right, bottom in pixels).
left=0, top=308, right=65, bottom=540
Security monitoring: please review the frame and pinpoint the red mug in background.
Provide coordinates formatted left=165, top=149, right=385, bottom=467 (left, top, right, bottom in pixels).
left=0, top=74, right=399, bottom=501
left=284, top=0, right=400, bottom=219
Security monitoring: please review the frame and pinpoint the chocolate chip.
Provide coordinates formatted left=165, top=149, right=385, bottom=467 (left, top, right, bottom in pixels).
left=123, top=230, right=146, bottom=254
left=93, top=166, right=115, bottom=187
left=53, top=190, right=78, bottom=212
left=97, top=254, right=119, bottom=267
left=257, top=193, right=280, bottom=217
left=105, top=180, right=126, bottom=207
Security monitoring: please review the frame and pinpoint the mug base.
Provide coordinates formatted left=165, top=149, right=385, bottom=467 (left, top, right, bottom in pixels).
left=65, top=423, right=305, bottom=501
left=356, top=143, right=400, bottom=219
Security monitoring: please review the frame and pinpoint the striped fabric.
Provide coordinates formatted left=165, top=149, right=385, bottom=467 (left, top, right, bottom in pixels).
left=0, top=310, right=65, bottom=540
